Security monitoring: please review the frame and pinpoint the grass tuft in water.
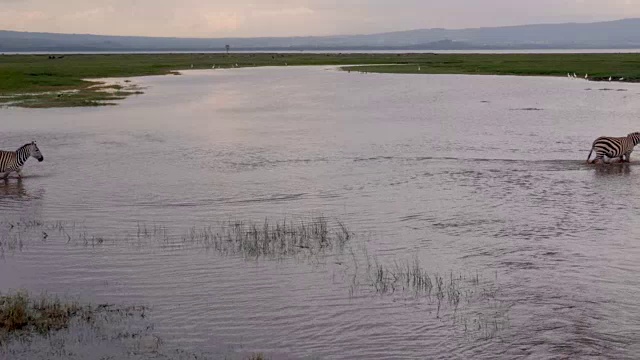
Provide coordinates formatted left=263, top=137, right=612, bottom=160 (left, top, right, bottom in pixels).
left=0, top=291, right=87, bottom=339
left=181, top=217, right=351, bottom=259
left=247, top=353, right=268, bottom=360
left=365, top=257, right=480, bottom=315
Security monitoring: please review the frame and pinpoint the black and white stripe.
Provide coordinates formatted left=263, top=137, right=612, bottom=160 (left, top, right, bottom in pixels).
left=587, top=132, right=640, bottom=164
left=0, top=142, right=44, bottom=179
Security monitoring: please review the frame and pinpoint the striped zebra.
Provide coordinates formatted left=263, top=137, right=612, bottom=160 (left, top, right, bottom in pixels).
left=0, top=141, right=44, bottom=179
left=586, top=132, right=640, bottom=164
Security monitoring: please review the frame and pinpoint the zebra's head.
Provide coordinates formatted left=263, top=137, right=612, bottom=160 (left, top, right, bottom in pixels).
left=628, top=132, right=640, bottom=146
left=28, top=141, right=43, bottom=162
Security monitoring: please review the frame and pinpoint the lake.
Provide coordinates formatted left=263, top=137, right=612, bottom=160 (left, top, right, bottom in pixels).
left=2, top=66, right=640, bottom=359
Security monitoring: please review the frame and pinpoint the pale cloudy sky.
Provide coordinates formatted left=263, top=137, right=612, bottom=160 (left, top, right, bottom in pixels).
left=1, top=0, right=639, bottom=37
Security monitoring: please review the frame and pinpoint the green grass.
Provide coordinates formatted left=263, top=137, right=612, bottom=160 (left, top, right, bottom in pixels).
left=1, top=53, right=640, bottom=107
left=342, top=53, right=640, bottom=81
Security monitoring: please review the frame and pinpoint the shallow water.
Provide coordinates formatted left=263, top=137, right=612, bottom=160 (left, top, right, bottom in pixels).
left=2, top=67, right=640, bottom=359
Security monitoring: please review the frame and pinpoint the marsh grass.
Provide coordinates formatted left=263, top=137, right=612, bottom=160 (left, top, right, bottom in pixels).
left=0, top=291, right=180, bottom=359
left=342, top=53, right=640, bottom=81
left=0, top=291, right=88, bottom=339
left=125, top=217, right=351, bottom=260
left=1, top=217, right=352, bottom=260
left=365, top=257, right=481, bottom=314
left=182, top=217, right=351, bottom=259
left=247, top=353, right=268, bottom=360
left=0, top=292, right=150, bottom=341
left=0, top=218, right=509, bottom=343
left=0, top=81, right=145, bottom=108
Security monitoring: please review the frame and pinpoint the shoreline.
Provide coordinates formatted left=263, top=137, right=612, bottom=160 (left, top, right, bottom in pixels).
left=1, top=53, right=639, bottom=108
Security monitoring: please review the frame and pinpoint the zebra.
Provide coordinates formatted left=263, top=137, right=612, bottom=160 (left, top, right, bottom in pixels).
left=586, top=132, right=640, bottom=164
left=0, top=141, right=44, bottom=179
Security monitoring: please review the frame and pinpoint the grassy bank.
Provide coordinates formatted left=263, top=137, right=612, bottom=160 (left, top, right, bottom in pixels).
left=342, top=53, right=640, bottom=80
left=1, top=53, right=639, bottom=108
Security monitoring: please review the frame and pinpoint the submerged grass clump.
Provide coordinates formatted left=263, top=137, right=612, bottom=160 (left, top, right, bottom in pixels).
left=366, top=258, right=470, bottom=310
left=0, top=217, right=352, bottom=260
left=183, top=217, right=351, bottom=258
left=0, top=291, right=87, bottom=339
left=0, top=291, right=180, bottom=359
left=0, top=81, right=145, bottom=108
left=0, top=218, right=509, bottom=342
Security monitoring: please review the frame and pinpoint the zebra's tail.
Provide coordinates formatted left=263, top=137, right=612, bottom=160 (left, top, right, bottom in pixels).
left=586, top=148, right=594, bottom=163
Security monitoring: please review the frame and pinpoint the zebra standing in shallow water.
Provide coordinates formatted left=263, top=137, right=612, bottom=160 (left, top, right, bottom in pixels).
left=587, top=132, right=640, bottom=164
left=0, top=142, right=44, bottom=179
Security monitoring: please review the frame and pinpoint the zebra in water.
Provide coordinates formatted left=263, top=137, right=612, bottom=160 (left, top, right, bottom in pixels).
left=586, top=132, right=640, bottom=164
left=0, top=141, right=44, bottom=179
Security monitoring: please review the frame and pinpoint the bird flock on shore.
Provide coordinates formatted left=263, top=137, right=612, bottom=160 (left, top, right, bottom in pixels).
left=568, top=73, right=624, bottom=81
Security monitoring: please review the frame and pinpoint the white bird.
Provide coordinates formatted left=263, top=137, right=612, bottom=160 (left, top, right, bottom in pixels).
left=235, top=63, right=238, bottom=67
left=620, top=77, right=625, bottom=81
left=284, top=62, right=288, bottom=66
left=190, top=64, right=193, bottom=68
left=609, top=76, right=612, bottom=81
left=567, top=73, right=571, bottom=78
left=573, top=73, right=577, bottom=78
left=418, top=66, right=421, bottom=71
left=212, top=65, right=215, bottom=69
left=585, top=74, right=588, bottom=79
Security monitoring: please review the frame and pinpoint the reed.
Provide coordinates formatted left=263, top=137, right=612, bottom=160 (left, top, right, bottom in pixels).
left=178, top=217, right=351, bottom=259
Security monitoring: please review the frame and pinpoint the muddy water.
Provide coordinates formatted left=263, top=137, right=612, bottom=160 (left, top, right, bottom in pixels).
left=2, top=67, right=640, bottom=359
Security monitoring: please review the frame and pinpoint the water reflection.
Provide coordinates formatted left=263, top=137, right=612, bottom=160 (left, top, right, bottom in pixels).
left=0, top=178, right=27, bottom=199
left=593, top=163, right=632, bottom=176
left=0, top=178, right=45, bottom=225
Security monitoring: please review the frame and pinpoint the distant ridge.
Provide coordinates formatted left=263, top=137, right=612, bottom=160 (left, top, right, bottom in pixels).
left=2, top=18, right=640, bottom=52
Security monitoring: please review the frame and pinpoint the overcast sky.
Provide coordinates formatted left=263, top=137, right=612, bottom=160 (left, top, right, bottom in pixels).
left=1, top=0, right=639, bottom=37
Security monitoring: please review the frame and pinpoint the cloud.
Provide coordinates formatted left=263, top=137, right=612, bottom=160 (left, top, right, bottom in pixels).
left=1, top=0, right=639, bottom=37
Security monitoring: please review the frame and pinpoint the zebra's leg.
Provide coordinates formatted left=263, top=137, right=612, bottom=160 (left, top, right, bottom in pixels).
left=592, top=154, right=605, bottom=164
left=16, top=169, right=22, bottom=179
left=620, top=155, right=628, bottom=163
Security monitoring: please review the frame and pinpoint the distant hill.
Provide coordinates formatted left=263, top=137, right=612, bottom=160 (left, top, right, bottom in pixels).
left=2, top=18, right=640, bottom=52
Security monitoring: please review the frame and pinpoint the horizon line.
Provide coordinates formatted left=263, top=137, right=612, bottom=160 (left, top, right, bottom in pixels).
left=1, top=17, right=637, bottom=40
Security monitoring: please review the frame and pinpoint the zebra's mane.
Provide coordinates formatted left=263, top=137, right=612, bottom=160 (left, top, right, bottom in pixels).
left=17, top=143, right=31, bottom=152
